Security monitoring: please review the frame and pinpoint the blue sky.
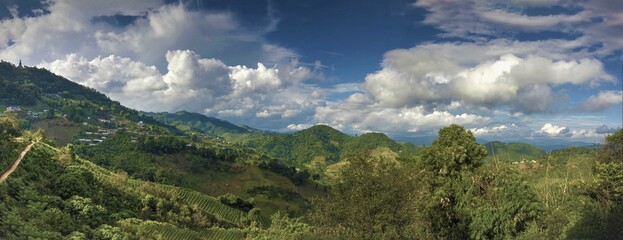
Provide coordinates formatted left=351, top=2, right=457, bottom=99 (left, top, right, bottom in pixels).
left=0, top=0, right=621, bottom=144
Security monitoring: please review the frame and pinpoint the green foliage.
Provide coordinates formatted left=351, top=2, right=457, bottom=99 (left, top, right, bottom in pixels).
left=247, top=125, right=420, bottom=174
left=422, top=124, right=487, bottom=176
left=258, top=159, right=310, bottom=185
left=421, top=125, right=542, bottom=239
left=246, top=185, right=304, bottom=202
left=598, top=128, right=623, bottom=164
left=0, top=117, right=21, bottom=164
left=468, top=167, right=543, bottom=239
left=55, top=167, right=97, bottom=199
left=0, top=117, right=20, bottom=142
left=218, top=193, right=256, bottom=212
left=590, top=128, right=623, bottom=203
left=244, top=212, right=313, bottom=240
left=340, top=132, right=401, bottom=159
left=311, top=153, right=422, bottom=239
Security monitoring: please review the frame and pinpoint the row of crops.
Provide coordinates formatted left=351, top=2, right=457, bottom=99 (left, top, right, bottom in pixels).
left=140, top=220, right=246, bottom=240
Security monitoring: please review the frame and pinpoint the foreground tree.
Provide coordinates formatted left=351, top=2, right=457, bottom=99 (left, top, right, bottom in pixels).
left=310, top=153, right=423, bottom=239
left=592, top=128, right=623, bottom=202
left=577, top=128, right=623, bottom=239
left=0, top=117, right=20, bottom=142
left=421, top=124, right=542, bottom=239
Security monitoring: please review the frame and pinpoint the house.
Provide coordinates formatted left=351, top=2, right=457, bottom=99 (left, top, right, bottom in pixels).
left=137, top=121, right=144, bottom=126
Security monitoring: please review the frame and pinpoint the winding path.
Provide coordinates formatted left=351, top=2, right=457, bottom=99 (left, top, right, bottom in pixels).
left=0, top=142, right=35, bottom=183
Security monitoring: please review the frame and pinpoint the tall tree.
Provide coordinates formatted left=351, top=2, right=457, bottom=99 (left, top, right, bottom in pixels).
left=0, top=117, right=20, bottom=142
left=420, top=124, right=487, bottom=239
left=420, top=124, right=541, bottom=239
left=310, top=153, right=422, bottom=239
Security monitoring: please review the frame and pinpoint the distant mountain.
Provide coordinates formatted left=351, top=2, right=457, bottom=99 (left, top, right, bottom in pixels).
left=145, top=111, right=257, bottom=136
left=534, top=141, right=600, bottom=152
left=246, top=125, right=420, bottom=165
left=484, top=141, right=547, bottom=162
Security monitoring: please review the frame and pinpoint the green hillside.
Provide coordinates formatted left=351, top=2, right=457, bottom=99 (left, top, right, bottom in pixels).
left=1, top=61, right=621, bottom=239
left=484, top=141, right=547, bottom=162
left=0, top=136, right=267, bottom=239
left=146, top=111, right=255, bottom=136
left=244, top=126, right=420, bottom=167
left=0, top=61, right=321, bottom=220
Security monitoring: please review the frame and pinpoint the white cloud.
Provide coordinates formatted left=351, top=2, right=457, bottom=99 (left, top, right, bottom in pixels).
left=413, top=0, right=589, bottom=38
left=0, top=2, right=296, bottom=68
left=413, top=0, right=623, bottom=56
left=537, top=123, right=571, bottom=137
left=287, top=123, right=313, bottom=131
left=470, top=124, right=513, bottom=136
left=315, top=99, right=490, bottom=135
left=580, top=90, right=623, bottom=112
left=40, top=50, right=322, bottom=130
left=362, top=41, right=612, bottom=113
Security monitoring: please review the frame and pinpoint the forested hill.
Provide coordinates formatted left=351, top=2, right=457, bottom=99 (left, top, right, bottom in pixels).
left=243, top=125, right=420, bottom=165
left=0, top=61, right=172, bottom=131
left=0, top=61, right=112, bottom=107
left=145, top=111, right=256, bottom=136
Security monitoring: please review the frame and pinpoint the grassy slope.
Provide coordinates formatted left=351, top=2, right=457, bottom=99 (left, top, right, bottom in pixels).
left=484, top=141, right=547, bottom=162
left=30, top=118, right=83, bottom=147
left=507, top=147, right=600, bottom=238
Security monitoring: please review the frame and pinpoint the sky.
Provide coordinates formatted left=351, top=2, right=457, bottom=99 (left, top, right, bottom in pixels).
left=0, top=0, right=622, bottom=144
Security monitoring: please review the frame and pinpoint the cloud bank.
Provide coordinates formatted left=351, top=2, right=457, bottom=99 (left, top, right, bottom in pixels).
left=0, top=0, right=620, bottom=142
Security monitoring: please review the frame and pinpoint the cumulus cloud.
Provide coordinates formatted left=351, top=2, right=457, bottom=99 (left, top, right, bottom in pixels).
left=0, top=1, right=295, bottom=68
left=40, top=50, right=323, bottom=130
left=362, top=41, right=612, bottom=113
left=287, top=123, right=313, bottom=131
left=537, top=123, right=571, bottom=137
left=580, top=90, right=623, bottom=112
left=314, top=96, right=490, bottom=135
left=471, top=124, right=514, bottom=136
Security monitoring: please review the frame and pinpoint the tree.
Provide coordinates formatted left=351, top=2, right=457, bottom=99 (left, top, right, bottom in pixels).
left=420, top=124, right=541, bottom=239
left=592, top=128, right=623, bottom=203
left=0, top=117, right=20, bottom=142
left=244, top=212, right=312, bottom=240
left=420, top=124, right=487, bottom=239
left=310, top=153, right=422, bottom=239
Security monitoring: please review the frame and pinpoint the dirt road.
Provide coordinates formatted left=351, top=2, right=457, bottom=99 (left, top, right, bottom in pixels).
left=0, top=142, right=34, bottom=183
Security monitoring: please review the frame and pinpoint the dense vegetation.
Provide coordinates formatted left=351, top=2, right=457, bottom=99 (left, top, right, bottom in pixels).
left=1, top=62, right=622, bottom=239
